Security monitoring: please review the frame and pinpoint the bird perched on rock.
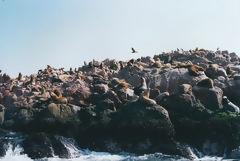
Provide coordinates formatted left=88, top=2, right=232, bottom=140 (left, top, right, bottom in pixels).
left=131, top=47, right=138, bottom=53
left=222, top=96, right=240, bottom=114
left=0, top=104, right=5, bottom=125
left=134, top=77, right=147, bottom=96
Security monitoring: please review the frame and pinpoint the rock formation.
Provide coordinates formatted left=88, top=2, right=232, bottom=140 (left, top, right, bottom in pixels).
left=0, top=48, right=240, bottom=159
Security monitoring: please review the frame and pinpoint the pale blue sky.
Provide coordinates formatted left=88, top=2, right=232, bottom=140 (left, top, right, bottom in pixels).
left=1, top=0, right=240, bottom=77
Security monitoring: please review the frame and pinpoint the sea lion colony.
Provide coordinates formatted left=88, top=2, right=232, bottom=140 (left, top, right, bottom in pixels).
left=0, top=49, right=239, bottom=115
left=0, top=49, right=240, bottom=159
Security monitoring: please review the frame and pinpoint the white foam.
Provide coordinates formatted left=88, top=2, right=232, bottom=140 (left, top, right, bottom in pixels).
left=0, top=144, right=32, bottom=161
left=0, top=133, right=232, bottom=161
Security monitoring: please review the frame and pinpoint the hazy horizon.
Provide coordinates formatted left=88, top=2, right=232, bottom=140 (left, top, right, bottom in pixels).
left=1, top=0, right=240, bottom=77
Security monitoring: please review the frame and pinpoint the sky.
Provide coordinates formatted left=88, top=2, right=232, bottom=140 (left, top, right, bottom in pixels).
left=1, top=0, right=240, bottom=77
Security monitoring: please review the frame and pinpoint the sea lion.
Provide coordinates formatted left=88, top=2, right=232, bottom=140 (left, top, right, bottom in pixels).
left=59, top=68, right=65, bottom=72
left=53, top=88, right=62, bottom=97
left=127, top=59, right=135, bottom=66
left=43, top=65, right=53, bottom=74
left=38, top=69, right=43, bottom=75
left=134, top=77, right=147, bottom=96
left=152, top=58, right=162, bottom=68
left=100, top=62, right=104, bottom=69
left=138, top=88, right=156, bottom=105
left=136, top=62, right=148, bottom=67
left=24, top=74, right=35, bottom=86
left=30, top=74, right=35, bottom=84
left=196, top=78, right=214, bottom=88
left=77, top=73, right=88, bottom=80
left=69, top=67, right=74, bottom=75
left=222, top=96, right=240, bottom=114
left=179, top=84, right=192, bottom=94
left=226, top=66, right=234, bottom=75
left=32, top=85, right=41, bottom=92
left=175, top=63, right=192, bottom=68
left=116, top=80, right=131, bottom=89
left=51, top=92, right=68, bottom=104
left=119, top=61, right=124, bottom=70
left=0, top=104, right=5, bottom=125
left=18, top=72, right=23, bottom=81
left=188, top=65, right=205, bottom=76
left=37, top=87, right=50, bottom=100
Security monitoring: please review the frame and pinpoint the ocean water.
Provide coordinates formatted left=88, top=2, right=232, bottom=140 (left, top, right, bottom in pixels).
left=0, top=131, right=230, bottom=161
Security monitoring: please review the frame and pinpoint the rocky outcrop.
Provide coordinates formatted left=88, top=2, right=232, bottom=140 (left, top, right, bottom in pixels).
left=1, top=48, right=240, bottom=159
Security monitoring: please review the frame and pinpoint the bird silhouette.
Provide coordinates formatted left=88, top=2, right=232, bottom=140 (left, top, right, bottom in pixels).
left=131, top=48, right=138, bottom=53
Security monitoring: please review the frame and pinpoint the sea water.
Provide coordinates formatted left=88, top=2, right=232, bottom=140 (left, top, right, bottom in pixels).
left=0, top=131, right=232, bottom=161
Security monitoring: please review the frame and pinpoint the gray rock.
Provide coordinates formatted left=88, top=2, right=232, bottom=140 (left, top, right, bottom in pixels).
left=193, top=86, right=223, bottom=110
left=93, top=84, right=109, bottom=94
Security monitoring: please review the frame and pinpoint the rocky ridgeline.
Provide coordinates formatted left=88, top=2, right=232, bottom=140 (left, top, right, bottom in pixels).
left=1, top=48, right=240, bottom=159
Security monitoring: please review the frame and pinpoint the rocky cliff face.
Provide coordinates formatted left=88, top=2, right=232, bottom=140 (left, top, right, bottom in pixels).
left=1, top=48, right=240, bottom=159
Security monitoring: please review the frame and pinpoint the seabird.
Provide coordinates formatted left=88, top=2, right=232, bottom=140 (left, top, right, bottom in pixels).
left=131, top=47, right=138, bottom=53
left=222, top=96, right=240, bottom=114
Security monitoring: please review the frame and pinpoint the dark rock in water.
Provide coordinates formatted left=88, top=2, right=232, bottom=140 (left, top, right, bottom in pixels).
left=111, top=100, right=175, bottom=141
left=23, top=132, right=54, bottom=159
left=202, top=139, right=224, bottom=156
left=0, top=138, right=8, bottom=157
left=228, top=146, right=240, bottom=159
left=49, top=135, right=70, bottom=158
left=23, top=133, right=70, bottom=159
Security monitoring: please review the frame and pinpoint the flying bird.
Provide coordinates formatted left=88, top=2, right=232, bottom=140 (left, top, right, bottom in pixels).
left=131, top=48, right=138, bottom=53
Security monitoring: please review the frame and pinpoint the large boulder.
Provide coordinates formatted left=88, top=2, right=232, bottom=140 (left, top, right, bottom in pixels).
left=223, top=79, right=240, bottom=106
left=152, top=68, right=208, bottom=94
left=111, top=100, right=175, bottom=142
left=193, top=86, right=223, bottom=110
left=160, top=93, right=210, bottom=120
left=23, top=133, right=69, bottom=159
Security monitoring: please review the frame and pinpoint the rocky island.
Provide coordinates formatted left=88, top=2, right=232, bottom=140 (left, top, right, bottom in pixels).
left=1, top=48, right=240, bottom=160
